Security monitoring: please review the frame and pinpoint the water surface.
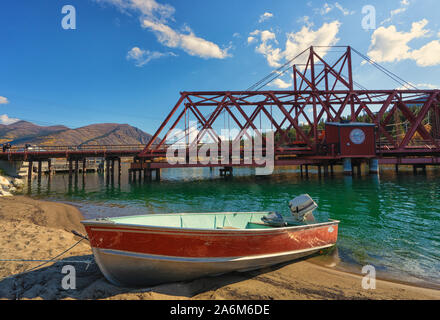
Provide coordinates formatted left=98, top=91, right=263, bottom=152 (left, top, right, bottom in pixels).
left=24, top=165, right=440, bottom=287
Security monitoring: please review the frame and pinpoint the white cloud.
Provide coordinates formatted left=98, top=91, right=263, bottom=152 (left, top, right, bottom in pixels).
left=249, top=21, right=341, bottom=68
left=247, top=36, right=257, bottom=44
left=283, top=21, right=341, bottom=64
left=142, top=19, right=230, bottom=59
left=0, top=114, right=19, bottom=125
left=410, top=40, right=440, bottom=66
left=297, top=16, right=313, bottom=27
left=97, top=0, right=230, bottom=59
left=250, top=29, right=282, bottom=67
left=317, top=3, right=332, bottom=15
left=381, top=0, right=410, bottom=25
left=315, top=2, right=354, bottom=16
left=259, top=12, right=273, bottom=23
left=272, top=78, right=291, bottom=89
left=368, top=19, right=440, bottom=66
left=396, top=82, right=439, bottom=90
left=334, top=2, right=354, bottom=16
left=0, top=96, right=9, bottom=105
left=126, top=46, right=175, bottom=66
left=95, top=0, right=174, bottom=21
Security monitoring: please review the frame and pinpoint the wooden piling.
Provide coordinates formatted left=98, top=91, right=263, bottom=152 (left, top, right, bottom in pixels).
left=47, top=159, right=52, bottom=176
left=37, top=161, right=42, bottom=181
left=28, top=161, right=33, bottom=182
left=117, top=158, right=121, bottom=179
left=68, top=159, right=73, bottom=179
left=324, top=164, right=329, bottom=177
left=82, top=158, right=86, bottom=175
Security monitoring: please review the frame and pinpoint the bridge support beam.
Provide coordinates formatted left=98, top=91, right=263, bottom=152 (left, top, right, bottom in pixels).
left=68, top=159, right=73, bottom=180
left=28, top=161, right=33, bottom=182
left=343, top=158, right=352, bottom=176
left=220, top=166, right=233, bottom=177
left=75, top=159, right=79, bottom=176
left=82, top=159, right=86, bottom=175
left=369, top=158, right=379, bottom=174
left=47, top=159, right=52, bottom=176
left=413, top=164, right=426, bottom=175
left=37, top=161, right=42, bottom=182
left=117, top=158, right=121, bottom=183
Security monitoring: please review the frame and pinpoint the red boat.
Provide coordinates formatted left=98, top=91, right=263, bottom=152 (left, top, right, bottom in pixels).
left=82, top=195, right=339, bottom=287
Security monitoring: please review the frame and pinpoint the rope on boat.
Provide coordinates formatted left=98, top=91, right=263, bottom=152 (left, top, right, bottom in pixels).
left=0, top=230, right=94, bottom=282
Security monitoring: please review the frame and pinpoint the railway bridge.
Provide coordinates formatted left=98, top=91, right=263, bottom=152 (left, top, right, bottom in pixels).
left=1, top=46, right=439, bottom=182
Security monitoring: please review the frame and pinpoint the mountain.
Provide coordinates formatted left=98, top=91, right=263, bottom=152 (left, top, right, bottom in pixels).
left=0, top=121, right=68, bottom=145
left=0, top=122, right=154, bottom=146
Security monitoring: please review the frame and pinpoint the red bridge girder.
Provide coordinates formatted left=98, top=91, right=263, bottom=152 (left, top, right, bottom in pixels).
left=138, top=46, right=440, bottom=160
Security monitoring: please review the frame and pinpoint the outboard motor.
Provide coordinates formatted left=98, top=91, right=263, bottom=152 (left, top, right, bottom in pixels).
left=289, top=194, right=317, bottom=222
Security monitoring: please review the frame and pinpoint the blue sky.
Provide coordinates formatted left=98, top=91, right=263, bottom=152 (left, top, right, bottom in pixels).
left=1, top=0, right=440, bottom=134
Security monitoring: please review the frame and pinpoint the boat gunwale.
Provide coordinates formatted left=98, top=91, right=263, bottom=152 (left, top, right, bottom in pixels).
left=81, top=211, right=339, bottom=234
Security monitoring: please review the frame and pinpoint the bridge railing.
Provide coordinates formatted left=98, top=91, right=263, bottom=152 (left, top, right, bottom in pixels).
left=4, top=144, right=147, bottom=152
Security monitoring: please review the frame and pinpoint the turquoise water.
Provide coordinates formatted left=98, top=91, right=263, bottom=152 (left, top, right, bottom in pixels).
left=25, top=165, right=440, bottom=287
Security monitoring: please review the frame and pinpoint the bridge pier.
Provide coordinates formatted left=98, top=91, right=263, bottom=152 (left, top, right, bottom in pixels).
left=413, top=164, right=426, bottom=175
left=68, top=159, right=73, bottom=182
left=369, top=158, right=379, bottom=174
left=343, top=158, right=352, bottom=176
left=28, top=161, right=33, bottom=182
left=75, top=159, right=79, bottom=177
left=37, top=161, right=42, bottom=182
left=220, top=166, right=233, bottom=177
left=323, top=164, right=329, bottom=177
left=82, top=159, right=86, bottom=176
left=117, top=158, right=121, bottom=183
left=47, top=159, right=51, bottom=176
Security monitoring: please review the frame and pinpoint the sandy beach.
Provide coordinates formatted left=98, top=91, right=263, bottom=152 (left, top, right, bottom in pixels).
left=0, top=196, right=439, bottom=300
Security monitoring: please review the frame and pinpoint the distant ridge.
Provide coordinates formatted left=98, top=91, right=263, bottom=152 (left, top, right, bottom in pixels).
left=0, top=121, right=68, bottom=145
left=0, top=121, right=154, bottom=146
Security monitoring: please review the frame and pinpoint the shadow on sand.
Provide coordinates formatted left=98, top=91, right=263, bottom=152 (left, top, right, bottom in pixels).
left=0, top=253, right=318, bottom=300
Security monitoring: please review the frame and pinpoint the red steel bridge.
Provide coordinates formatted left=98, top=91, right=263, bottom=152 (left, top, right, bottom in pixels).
left=1, top=46, right=440, bottom=180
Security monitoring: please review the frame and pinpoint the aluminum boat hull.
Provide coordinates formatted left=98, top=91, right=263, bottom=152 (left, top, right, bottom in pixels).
left=82, top=213, right=339, bottom=287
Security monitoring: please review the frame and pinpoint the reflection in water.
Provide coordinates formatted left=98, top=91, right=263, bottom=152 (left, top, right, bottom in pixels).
left=24, top=163, right=440, bottom=287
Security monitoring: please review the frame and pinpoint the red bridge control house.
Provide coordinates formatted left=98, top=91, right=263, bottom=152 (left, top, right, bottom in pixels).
left=325, top=122, right=377, bottom=174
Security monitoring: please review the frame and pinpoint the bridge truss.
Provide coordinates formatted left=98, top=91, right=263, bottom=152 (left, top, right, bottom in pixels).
left=139, top=46, right=440, bottom=163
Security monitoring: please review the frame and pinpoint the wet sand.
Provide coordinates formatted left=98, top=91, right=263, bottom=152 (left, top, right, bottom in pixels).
left=0, top=196, right=439, bottom=300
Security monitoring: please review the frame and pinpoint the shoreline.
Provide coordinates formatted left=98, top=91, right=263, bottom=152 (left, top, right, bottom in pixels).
left=0, top=195, right=439, bottom=300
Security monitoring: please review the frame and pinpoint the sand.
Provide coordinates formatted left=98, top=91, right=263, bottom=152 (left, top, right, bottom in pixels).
left=0, top=196, right=439, bottom=300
